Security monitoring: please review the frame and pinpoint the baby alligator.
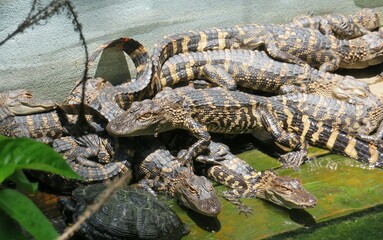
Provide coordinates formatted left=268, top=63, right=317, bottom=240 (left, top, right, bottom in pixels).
left=289, top=8, right=380, bottom=39
left=114, top=24, right=267, bottom=109
left=0, top=89, right=56, bottom=118
left=0, top=109, right=67, bottom=143
left=70, top=26, right=258, bottom=118
left=107, top=87, right=383, bottom=169
left=159, top=48, right=378, bottom=105
left=63, top=24, right=261, bottom=122
left=236, top=24, right=383, bottom=72
left=30, top=134, right=130, bottom=193
left=133, top=137, right=222, bottom=217
left=192, top=142, right=317, bottom=215
left=270, top=92, right=383, bottom=141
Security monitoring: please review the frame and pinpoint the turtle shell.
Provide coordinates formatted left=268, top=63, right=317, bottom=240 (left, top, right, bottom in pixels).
left=61, top=183, right=189, bottom=240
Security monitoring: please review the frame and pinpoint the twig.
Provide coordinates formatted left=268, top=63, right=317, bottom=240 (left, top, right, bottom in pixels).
left=0, top=0, right=67, bottom=46
left=64, top=1, right=91, bottom=132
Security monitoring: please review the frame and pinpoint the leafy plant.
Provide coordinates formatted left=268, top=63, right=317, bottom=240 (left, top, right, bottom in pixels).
left=0, top=135, right=80, bottom=240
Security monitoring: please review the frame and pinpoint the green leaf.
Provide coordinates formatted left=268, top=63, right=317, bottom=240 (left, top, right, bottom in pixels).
left=7, top=170, right=39, bottom=193
left=0, top=137, right=80, bottom=182
left=0, top=188, right=58, bottom=240
left=0, top=209, right=26, bottom=240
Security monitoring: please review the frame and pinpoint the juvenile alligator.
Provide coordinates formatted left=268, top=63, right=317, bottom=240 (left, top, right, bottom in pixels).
left=65, top=25, right=261, bottom=122
left=0, top=109, right=68, bottom=143
left=160, top=48, right=379, bottom=105
left=289, top=8, right=380, bottom=39
left=0, top=89, right=56, bottom=118
left=114, top=24, right=266, bottom=110
left=133, top=137, right=222, bottom=217
left=0, top=103, right=103, bottom=143
left=70, top=23, right=382, bottom=123
left=63, top=37, right=150, bottom=122
left=270, top=92, right=383, bottom=140
left=192, top=142, right=317, bottom=215
left=236, top=24, right=383, bottom=72
left=107, top=87, right=383, bottom=168
left=30, top=134, right=130, bottom=193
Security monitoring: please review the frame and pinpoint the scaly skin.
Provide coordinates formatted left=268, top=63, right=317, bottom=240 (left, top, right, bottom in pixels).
left=114, top=24, right=265, bottom=109
left=64, top=26, right=261, bottom=122
left=30, top=134, right=130, bottom=193
left=0, top=106, right=104, bottom=144
left=192, top=142, right=317, bottom=215
left=134, top=138, right=222, bottom=217
left=63, top=37, right=150, bottom=122
left=271, top=92, right=383, bottom=140
left=0, top=89, right=56, bottom=118
left=107, top=87, right=383, bottom=169
left=236, top=24, right=383, bottom=72
left=0, top=109, right=67, bottom=143
left=289, top=8, right=381, bottom=39
left=52, top=134, right=129, bottom=182
left=160, top=48, right=378, bottom=105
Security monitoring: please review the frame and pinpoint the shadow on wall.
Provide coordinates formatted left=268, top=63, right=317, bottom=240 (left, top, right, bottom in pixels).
left=354, top=0, right=383, bottom=8
left=94, top=46, right=131, bottom=85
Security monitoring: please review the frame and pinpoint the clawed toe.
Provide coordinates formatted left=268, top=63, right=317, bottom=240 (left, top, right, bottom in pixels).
left=238, top=205, right=254, bottom=217
left=279, top=150, right=307, bottom=169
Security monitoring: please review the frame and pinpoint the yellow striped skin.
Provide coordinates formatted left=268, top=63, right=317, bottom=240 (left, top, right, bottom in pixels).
left=290, top=8, right=380, bottom=39
left=237, top=24, right=383, bottom=72
left=107, top=87, right=383, bottom=168
left=196, top=142, right=317, bottom=215
left=134, top=139, right=222, bottom=217
left=159, top=48, right=378, bottom=108
left=0, top=110, right=65, bottom=140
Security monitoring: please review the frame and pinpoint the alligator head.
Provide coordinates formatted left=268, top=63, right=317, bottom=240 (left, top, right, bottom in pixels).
left=323, top=9, right=380, bottom=39
left=107, top=88, right=184, bottom=137
left=0, top=89, right=56, bottom=115
left=331, top=76, right=372, bottom=105
left=354, top=8, right=381, bottom=32
left=255, top=170, right=317, bottom=209
left=342, top=30, right=383, bottom=68
left=173, top=173, right=222, bottom=217
left=362, top=30, right=383, bottom=65
left=107, top=99, right=169, bottom=136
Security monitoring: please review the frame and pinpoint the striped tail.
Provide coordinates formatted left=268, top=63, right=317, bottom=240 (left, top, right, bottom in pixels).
left=298, top=119, right=383, bottom=168
left=70, top=160, right=130, bottom=182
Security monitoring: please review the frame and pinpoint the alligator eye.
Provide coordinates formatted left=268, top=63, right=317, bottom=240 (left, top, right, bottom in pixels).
left=353, top=89, right=366, bottom=97
left=187, top=186, right=198, bottom=195
left=277, top=186, right=293, bottom=194
left=139, top=112, right=152, bottom=120
left=25, top=92, right=33, bottom=98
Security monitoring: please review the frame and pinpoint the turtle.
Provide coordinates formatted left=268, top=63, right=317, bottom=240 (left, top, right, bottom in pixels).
left=58, top=183, right=190, bottom=240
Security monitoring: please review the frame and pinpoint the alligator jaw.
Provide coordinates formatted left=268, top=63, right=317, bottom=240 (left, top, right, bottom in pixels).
left=256, top=170, right=317, bottom=209
left=174, top=175, right=222, bottom=217
left=1, top=89, right=56, bottom=115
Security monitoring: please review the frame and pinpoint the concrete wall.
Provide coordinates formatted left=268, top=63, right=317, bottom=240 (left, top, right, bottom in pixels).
left=0, top=0, right=382, bottom=102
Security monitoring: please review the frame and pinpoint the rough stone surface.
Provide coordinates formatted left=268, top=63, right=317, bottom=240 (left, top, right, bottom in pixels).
left=0, top=0, right=382, bottom=102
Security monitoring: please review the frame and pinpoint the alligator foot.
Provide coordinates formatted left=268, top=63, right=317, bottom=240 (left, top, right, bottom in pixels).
left=194, top=143, right=231, bottom=164
left=237, top=204, right=254, bottom=217
left=222, top=190, right=253, bottom=217
left=178, top=149, right=223, bottom=166
left=278, top=150, right=308, bottom=169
